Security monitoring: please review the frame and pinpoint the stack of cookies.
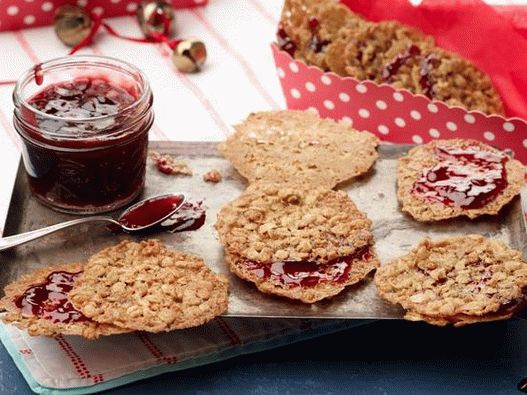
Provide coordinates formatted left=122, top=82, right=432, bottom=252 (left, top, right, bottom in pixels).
left=278, top=0, right=503, bottom=114
left=217, top=110, right=380, bottom=303
left=1, top=240, right=229, bottom=339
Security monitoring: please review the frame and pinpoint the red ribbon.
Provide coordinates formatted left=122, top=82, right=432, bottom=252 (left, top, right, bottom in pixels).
left=0, top=11, right=180, bottom=86
left=69, top=12, right=181, bottom=55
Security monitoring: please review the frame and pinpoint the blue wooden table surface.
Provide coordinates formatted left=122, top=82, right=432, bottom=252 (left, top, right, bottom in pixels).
left=0, top=319, right=525, bottom=394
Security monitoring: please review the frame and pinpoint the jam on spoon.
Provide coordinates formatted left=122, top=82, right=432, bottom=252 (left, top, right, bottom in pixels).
left=117, top=194, right=206, bottom=233
left=15, top=271, right=87, bottom=324
left=412, top=145, right=508, bottom=209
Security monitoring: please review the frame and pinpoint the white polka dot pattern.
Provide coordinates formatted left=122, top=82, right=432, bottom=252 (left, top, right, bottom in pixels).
left=395, top=117, right=406, bottom=127
left=290, top=89, right=301, bottom=99
left=410, top=110, right=421, bottom=120
left=483, top=131, right=495, bottom=141
left=412, top=135, right=423, bottom=144
left=272, top=46, right=527, bottom=161
left=305, top=82, right=316, bottom=92
left=339, top=92, right=350, bottom=102
left=446, top=122, right=458, bottom=131
left=358, top=109, right=370, bottom=118
left=356, top=84, right=367, bottom=94
left=393, top=92, right=404, bottom=102
left=429, top=128, right=440, bottom=138
left=341, top=116, right=353, bottom=126
left=376, top=100, right=387, bottom=110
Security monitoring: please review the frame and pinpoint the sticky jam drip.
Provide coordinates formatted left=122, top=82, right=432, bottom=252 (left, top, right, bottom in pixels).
left=412, top=145, right=509, bottom=209
left=382, top=44, right=421, bottom=82
left=14, top=271, right=88, bottom=324
left=245, top=246, right=371, bottom=288
left=307, top=16, right=330, bottom=53
left=277, top=25, right=297, bottom=57
left=163, top=201, right=206, bottom=233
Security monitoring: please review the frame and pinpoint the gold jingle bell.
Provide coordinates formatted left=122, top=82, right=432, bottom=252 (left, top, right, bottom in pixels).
left=172, top=39, right=207, bottom=73
left=137, top=1, right=176, bottom=38
left=54, top=5, right=93, bottom=47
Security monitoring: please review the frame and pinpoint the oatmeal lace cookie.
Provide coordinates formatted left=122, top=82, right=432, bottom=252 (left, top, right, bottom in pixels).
left=374, top=235, right=527, bottom=326
left=69, top=240, right=229, bottom=332
left=225, top=247, right=379, bottom=304
left=215, top=183, right=374, bottom=264
left=278, top=0, right=365, bottom=70
left=1, top=263, right=128, bottom=339
left=397, top=139, right=524, bottom=222
left=219, top=110, right=378, bottom=188
left=326, top=20, right=432, bottom=80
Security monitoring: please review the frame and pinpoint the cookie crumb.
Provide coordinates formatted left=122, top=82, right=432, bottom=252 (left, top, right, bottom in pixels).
left=150, top=151, right=192, bottom=176
left=203, top=169, right=222, bottom=183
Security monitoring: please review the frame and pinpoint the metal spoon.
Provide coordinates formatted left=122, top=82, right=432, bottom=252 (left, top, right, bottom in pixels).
left=0, top=193, right=186, bottom=252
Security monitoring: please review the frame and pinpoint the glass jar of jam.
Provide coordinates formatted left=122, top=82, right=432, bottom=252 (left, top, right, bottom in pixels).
left=13, top=55, right=153, bottom=214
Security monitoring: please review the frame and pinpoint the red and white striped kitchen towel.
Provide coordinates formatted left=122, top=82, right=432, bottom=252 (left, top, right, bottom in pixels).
left=0, top=316, right=367, bottom=393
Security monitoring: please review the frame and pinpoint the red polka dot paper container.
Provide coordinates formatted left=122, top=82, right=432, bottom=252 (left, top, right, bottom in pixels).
left=0, top=0, right=207, bottom=32
left=272, top=0, right=527, bottom=164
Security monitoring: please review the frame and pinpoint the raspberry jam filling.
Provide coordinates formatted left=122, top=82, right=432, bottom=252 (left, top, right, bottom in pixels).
left=245, top=246, right=371, bottom=288
left=307, top=17, right=330, bottom=54
left=412, top=145, right=508, bottom=209
left=277, top=26, right=297, bottom=57
left=382, top=44, right=421, bottom=82
left=14, top=271, right=88, bottom=324
left=419, top=53, right=439, bottom=99
left=118, top=195, right=205, bottom=233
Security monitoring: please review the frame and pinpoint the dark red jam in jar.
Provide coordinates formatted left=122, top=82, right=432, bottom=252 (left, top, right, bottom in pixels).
left=13, top=56, right=154, bottom=214
left=412, top=145, right=508, bottom=209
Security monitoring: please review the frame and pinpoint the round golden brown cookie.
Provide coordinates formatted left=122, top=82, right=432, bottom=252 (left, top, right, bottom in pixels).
left=278, top=0, right=365, bottom=70
left=418, top=48, right=503, bottom=115
left=225, top=247, right=379, bottom=304
left=215, top=183, right=374, bottom=264
left=1, top=263, right=127, bottom=339
left=219, top=110, right=378, bottom=188
left=374, top=235, right=527, bottom=326
left=327, top=20, right=433, bottom=81
left=69, top=240, right=229, bottom=332
left=397, top=139, right=524, bottom=222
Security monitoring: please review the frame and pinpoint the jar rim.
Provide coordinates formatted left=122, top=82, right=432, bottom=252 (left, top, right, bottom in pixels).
left=13, top=54, right=151, bottom=125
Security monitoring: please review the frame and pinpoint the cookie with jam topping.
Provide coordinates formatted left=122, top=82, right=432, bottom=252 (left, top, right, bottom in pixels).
left=0, top=263, right=128, bottom=339
left=216, top=183, right=379, bottom=303
left=278, top=0, right=364, bottom=71
left=375, top=235, right=527, bottom=326
left=397, top=139, right=524, bottom=222
left=69, top=240, right=229, bottom=333
left=219, top=110, right=378, bottom=189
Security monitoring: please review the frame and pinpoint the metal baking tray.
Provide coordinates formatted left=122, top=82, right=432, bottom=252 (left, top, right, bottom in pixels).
left=1, top=142, right=526, bottom=319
